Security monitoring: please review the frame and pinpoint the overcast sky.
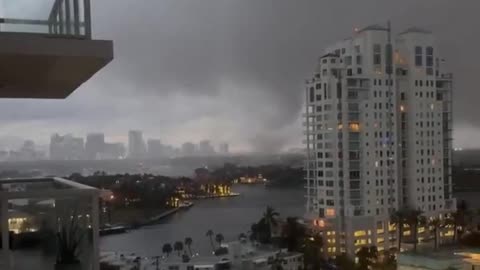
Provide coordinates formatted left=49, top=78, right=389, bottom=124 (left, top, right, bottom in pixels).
left=0, top=0, right=479, bottom=152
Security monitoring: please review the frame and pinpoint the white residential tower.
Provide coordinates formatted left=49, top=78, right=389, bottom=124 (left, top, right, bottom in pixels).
left=304, top=24, right=454, bottom=255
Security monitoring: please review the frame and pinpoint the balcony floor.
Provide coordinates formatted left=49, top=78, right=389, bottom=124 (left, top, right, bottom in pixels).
left=0, top=32, right=113, bottom=99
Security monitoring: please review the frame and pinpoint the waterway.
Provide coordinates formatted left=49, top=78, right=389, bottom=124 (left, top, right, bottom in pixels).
left=99, top=186, right=480, bottom=257
left=100, top=185, right=305, bottom=256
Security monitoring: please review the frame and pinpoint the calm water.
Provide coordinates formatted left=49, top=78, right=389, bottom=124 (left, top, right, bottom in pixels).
left=99, top=188, right=480, bottom=257
left=100, top=185, right=305, bottom=256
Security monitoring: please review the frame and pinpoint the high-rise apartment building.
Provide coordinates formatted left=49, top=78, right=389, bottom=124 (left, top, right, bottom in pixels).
left=181, top=142, right=196, bottom=156
left=219, top=143, right=229, bottom=155
left=147, top=139, right=164, bottom=158
left=198, top=140, right=215, bottom=156
left=50, top=133, right=85, bottom=160
left=128, top=130, right=147, bottom=159
left=85, top=133, right=105, bottom=160
left=304, top=24, right=454, bottom=255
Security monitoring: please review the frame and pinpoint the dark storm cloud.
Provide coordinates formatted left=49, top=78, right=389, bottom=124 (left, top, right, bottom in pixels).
left=0, top=0, right=479, bottom=150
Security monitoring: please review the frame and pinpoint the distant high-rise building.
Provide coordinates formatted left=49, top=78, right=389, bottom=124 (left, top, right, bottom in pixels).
left=218, top=143, right=229, bottom=155
left=181, top=142, right=196, bottom=156
left=99, top=142, right=126, bottom=160
left=198, top=140, right=215, bottom=156
left=49, top=134, right=85, bottom=160
left=128, top=130, right=147, bottom=159
left=147, top=139, right=164, bottom=158
left=304, top=25, right=454, bottom=256
left=85, top=133, right=105, bottom=160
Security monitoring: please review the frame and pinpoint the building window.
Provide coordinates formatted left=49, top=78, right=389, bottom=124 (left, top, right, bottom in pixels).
left=347, top=69, right=353, bottom=76
left=357, top=68, right=362, bottom=75
left=355, top=45, right=361, bottom=53
left=373, top=44, right=381, bottom=65
left=341, top=48, right=346, bottom=54
left=426, top=46, right=434, bottom=66
left=345, top=56, right=352, bottom=65
left=356, top=55, right=362, bottom=65
left=415, top=46, right=423, bottom=66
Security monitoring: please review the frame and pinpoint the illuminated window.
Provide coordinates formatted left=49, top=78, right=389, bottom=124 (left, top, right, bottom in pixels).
left=377, top=237, right=385, bottom=244
left=326, top=208, right=336, bottom=217
left=349, top=122, right=360, bottom=132
left=403, top=230, right=411, bottom=236
left=400, top=105, right=405, bottom=112
left=354, top=230, right=366, bottom=237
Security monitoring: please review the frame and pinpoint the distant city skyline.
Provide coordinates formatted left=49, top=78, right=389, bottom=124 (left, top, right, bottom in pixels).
left=0, top=130, right=235, bottom=161
left=0, top=1, right=478, bottom=152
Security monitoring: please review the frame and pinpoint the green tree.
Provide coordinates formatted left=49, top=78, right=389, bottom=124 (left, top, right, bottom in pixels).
left=334, top=253, right=356, bottom=270
left=428, top=217, right=444, bottom=250
left=356, top=246, right=378, bottom=270
left=390, top=208, right=408, bottom=251
left=174, top=241, right=184, bottom=256
left=238, top=233, right=247, bottom=243
left=215, top=233, right=224, bottom=247
left=281, top=217, right=306, bottom=252
left=206, top=230, right=215, bottom=251
left=162, top=243, right=172, bottom=257
left=446, top=200, right=473, bottom=245
left=377, top=250, right=397, bottom=270
left=303, top=233, right=323, bottom=270
left=263, top=206, right=280, bottom=233
left=184, top=237, right=193, bottom=256
left=405, top=209, right=424, bottom=252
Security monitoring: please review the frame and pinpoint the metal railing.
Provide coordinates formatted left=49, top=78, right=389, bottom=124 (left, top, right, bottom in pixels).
left=0, top=0, right=91, bottom=39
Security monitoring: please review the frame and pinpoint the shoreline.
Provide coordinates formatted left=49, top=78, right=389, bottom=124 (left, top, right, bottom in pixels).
left=103, top=193, right=241, bottom=235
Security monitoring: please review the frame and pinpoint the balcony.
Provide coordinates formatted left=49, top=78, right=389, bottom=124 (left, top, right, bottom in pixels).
left=0, top=177, right=100, bottom=270
left=0, top=0, right=113, bottom=98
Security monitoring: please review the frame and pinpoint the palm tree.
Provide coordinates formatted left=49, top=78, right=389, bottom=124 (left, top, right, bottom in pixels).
left=303, top=232, right=323, bottom=269
left=446, top=201, right=472, bottom=245
left=391, top=208, right=408, bottom=251
left=405, top=209, right=424, bottom=252
left=206, top=230, right=215, bottom=251
left=162, top=243, right=172, bottom=257
left=356, top=246, right=378, bottom=270
left=263, top=206, right=280, bottom=236
left=215, top=233, right=224, bottom=247
left=238, top=233, right=247, bottom=243
left=174, top=241, right=184, bottom=256
left=184, top=237, right=193, bottom=256
left=282, top=217, right=306, bottom=252
left=428, top=217, right=443, bottom=250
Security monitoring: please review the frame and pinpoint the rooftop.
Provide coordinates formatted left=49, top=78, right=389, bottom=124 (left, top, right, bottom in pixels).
left=358, top=24, right=389, bottom=33
left=399, top=27, right=432, bottom=35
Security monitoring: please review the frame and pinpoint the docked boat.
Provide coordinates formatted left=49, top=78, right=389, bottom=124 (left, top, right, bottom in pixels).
left=179, top=201, right=194, bottom=209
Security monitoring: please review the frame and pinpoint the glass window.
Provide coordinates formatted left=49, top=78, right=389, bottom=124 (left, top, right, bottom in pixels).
left=355, top=45, right=361, bottom=53
left=356, top=55, right=362, bottom=65
left=345, top=56, right=352, bottom=65
left=415, top=46, right=423, bottom=66
left=373, top=44, right=381, bottom=65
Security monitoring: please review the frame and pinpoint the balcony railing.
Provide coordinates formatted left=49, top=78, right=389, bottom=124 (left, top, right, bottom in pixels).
left=0, top=0, right=91, bottom=38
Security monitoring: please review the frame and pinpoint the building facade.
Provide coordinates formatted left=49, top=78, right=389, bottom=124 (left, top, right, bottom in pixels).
left=128, top=130, right=147, bottom=159
left=86, top=133, right=105, bottom=160
left=50, top=133, right=85, bottom=160
left=304, top=25, right=454, bottom=255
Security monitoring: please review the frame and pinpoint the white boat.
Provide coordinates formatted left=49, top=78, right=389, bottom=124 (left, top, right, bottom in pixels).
left=179, top=201, right=194, bottom=208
